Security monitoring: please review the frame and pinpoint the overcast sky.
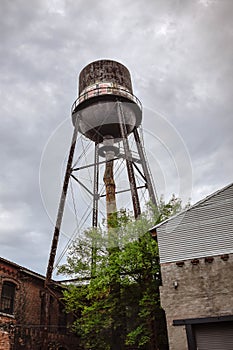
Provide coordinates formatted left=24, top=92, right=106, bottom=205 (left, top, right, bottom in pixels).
left=0, top=0, right=232, bottom=276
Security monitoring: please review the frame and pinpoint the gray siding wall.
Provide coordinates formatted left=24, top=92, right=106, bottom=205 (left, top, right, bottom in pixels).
left=157, top=184, right=233, bottom=263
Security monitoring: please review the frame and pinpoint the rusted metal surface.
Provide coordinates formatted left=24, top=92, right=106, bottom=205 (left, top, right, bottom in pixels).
left=103, top=159, right=116, bottom=222
left=91, top=143, right=99, bottom=277
left=133, top=128, right=157, bottom=207
left=92, top=142, right=100, bottom=228
left=103, top=138, right=117, bottom=227
left=72, top=60, right=142, bottom=144
left=117, top=101, right=141, bottom=219
left=45, top=119, right=79, bottom=284
left=79, top=60, right=133, bottom=95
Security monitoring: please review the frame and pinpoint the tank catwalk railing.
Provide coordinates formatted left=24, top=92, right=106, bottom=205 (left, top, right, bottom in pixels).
left=72, top=82, right=142, bottom=112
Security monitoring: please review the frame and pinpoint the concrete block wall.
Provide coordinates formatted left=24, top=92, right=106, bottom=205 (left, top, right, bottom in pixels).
left=159, top=253, right=233, bottom=350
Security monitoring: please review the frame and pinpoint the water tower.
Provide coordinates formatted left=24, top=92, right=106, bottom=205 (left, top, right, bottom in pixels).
left=46, top=59, right=157, bottom=283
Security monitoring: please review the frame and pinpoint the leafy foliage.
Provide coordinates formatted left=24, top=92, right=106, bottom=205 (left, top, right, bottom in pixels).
left=58, top=196, right=185, bottom=349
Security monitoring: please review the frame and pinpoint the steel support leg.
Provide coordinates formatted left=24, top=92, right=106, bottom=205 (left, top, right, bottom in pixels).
left=117, top=101, right=141, bottom=218
left=133, top=128, right=157, bottom=207
left=92, top=142, right=99, bottom=228
left=45, top=119, right=79, bottom=284
left=91, top=142, right=99, bottom=277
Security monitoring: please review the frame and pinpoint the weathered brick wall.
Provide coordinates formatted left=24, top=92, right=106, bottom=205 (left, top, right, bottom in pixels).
left=0, top=258, right=79, bottom=349
left=160, top=253, right=233, bottom=350
left=0, top=260, right=62, bottom=327
left=0, top=314, right=15, bottom=350
left=15, top=277, right=43, bottom=325
left=0, top=331, right=10, bottom=350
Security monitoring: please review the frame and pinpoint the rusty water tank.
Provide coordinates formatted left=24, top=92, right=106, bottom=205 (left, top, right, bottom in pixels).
left=71, top=60, right=142, bottom=143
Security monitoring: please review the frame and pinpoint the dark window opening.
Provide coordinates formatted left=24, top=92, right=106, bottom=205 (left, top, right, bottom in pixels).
left=0, top=281, right=16, bottom=315
left=59, top=303, right=67, bottom=334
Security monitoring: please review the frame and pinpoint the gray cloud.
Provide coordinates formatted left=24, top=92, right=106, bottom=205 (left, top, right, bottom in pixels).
left=0, top=0, right=232, bottom=275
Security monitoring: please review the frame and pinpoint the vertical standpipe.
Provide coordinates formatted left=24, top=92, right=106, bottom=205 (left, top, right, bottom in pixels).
left=103, top=136, right=117, bottom=226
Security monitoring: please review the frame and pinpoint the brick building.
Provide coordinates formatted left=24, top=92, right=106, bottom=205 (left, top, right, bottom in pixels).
left=151, top=183, right=233, bottom=350
left=0, top=257, right=80, bottom=350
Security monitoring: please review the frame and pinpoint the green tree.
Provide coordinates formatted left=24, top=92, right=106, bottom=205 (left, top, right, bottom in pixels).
left=58, top=196, right=186, bottom=350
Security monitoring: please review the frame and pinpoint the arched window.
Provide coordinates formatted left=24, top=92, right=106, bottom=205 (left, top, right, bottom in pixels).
left=0, top=281, right=16, bottom=314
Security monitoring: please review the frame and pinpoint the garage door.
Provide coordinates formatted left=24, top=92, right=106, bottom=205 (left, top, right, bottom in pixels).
left=194, top=322, right=233, bottom=350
